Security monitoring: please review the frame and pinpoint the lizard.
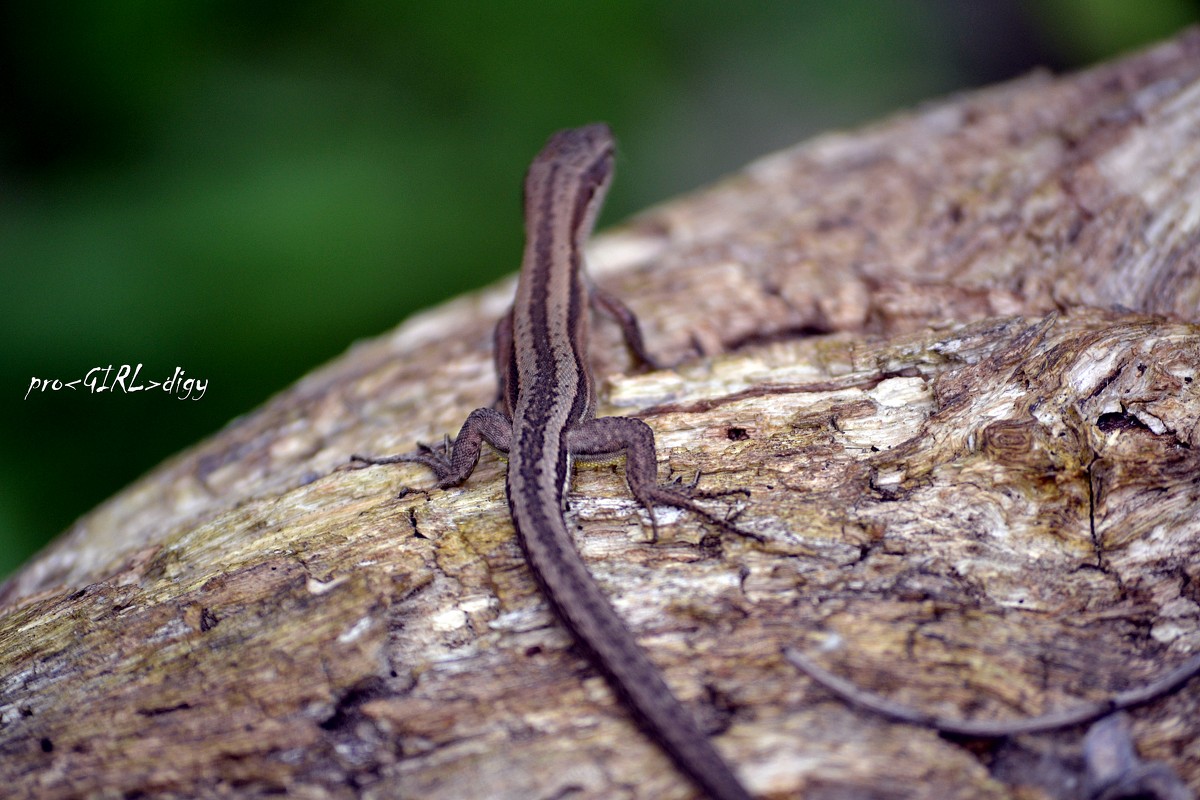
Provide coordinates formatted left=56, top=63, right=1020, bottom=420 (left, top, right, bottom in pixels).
left=352, top=124, right=756, bottom=800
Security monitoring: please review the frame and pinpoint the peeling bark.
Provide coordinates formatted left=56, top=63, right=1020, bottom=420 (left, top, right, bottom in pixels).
left=4, top=29, right=1200, bottom=800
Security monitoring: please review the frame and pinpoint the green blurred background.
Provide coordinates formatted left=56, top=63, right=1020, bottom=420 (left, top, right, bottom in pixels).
left=2, top=1, right=1196, bottom=580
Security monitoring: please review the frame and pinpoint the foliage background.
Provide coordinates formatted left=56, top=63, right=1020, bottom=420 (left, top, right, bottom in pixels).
left=2, top=1, right=1196, bottom=579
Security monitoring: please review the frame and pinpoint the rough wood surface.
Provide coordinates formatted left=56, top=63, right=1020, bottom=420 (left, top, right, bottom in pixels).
left=4, top=30, right=1200, bottom=800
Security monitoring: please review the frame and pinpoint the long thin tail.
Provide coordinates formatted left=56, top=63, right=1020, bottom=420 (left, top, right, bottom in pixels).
left=515, top=510, right=754, bottom=800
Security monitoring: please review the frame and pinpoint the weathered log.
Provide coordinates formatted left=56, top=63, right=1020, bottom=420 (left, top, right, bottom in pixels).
left=3, top=29, right=1200, bottom=800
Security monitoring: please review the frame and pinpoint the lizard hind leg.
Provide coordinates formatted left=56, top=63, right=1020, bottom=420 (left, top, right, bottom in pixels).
left=567, top=415, right=760, bottom=542
left=351, top=406, right=513, bottom=488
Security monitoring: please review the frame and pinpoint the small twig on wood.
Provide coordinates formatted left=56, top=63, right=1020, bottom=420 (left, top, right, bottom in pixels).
left=783, top=646, right=1200, bottom=738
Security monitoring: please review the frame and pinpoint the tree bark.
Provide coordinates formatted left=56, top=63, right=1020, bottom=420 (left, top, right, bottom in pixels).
left=4, top=29, right=1200, bottom=800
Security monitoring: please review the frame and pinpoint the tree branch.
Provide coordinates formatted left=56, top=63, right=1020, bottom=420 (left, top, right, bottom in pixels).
left=4, top=28, right=1200, bottom=800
